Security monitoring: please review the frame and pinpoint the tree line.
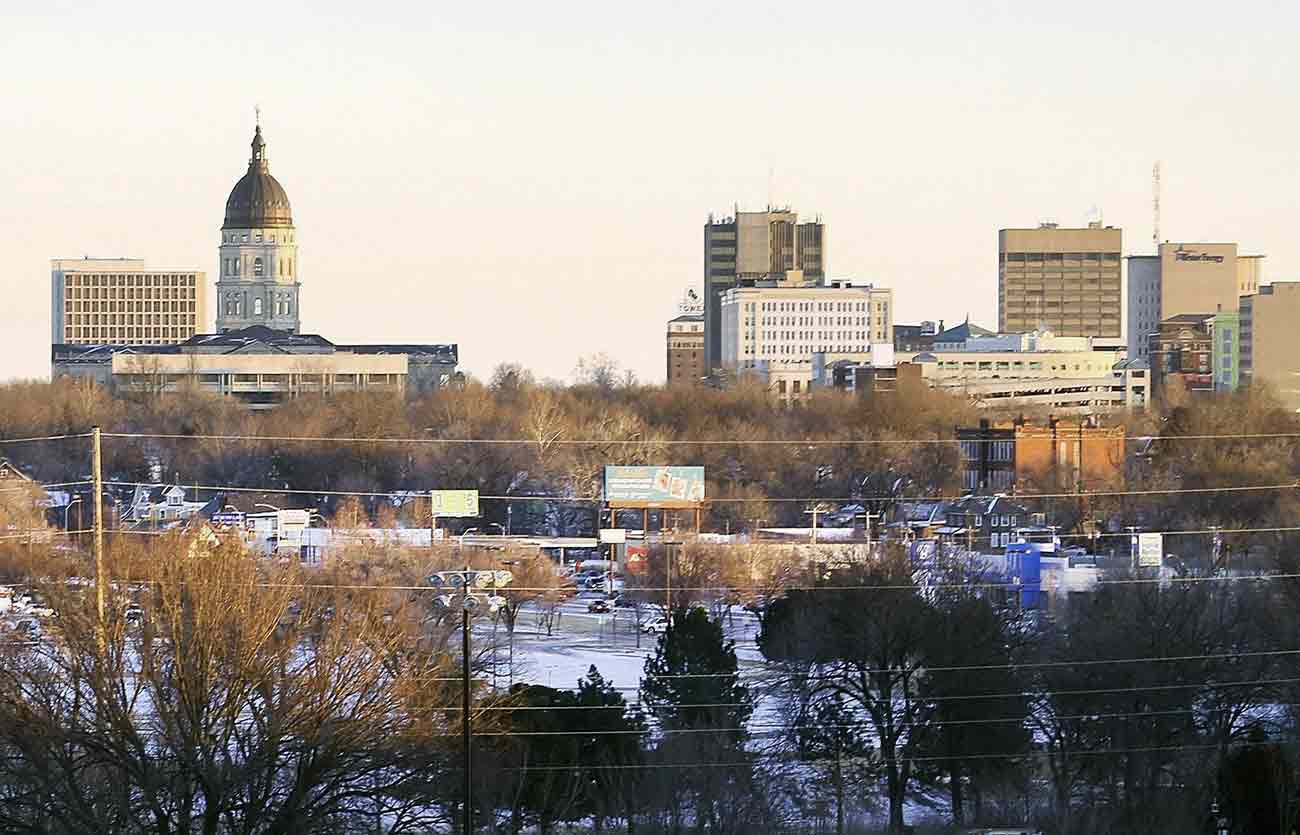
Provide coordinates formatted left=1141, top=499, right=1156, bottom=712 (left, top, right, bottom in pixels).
left=2, top=532, right=1300, bottom=833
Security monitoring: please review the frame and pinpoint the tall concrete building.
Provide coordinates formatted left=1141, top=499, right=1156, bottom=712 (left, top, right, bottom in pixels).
left=703, top=207, right=825, bottom=371
left=51, top=258, right=206, bottom=347
left=1126, top=243, right=1264, bottom=361
left=998, top=222, right=1122, bottom=343
left=216, top=122, right=300, bottom=333
left=1240, top=282, right=1300, bottom=410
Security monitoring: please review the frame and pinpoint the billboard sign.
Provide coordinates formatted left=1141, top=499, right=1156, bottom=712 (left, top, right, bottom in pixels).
left=431, top=490, right=480, bottom=518
left=276, top=510, right=310, bottom=552
left=1137, top=532, right=1164, bottom=568
left=599, top=528, right=627, bottom=544
left=604, top=466, right=705, bottom=504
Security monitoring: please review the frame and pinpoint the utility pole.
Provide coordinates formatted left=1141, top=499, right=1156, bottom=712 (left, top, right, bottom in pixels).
left=461, top=564, right=472, bottom=835
left=91, top=426, right=105, bottom=627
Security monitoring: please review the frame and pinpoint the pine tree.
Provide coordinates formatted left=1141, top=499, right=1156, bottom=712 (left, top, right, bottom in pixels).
left=641, top=607, right=752, bottom=744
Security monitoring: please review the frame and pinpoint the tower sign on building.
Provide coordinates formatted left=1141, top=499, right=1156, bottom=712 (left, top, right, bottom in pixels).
left=215, top=123, right=301, bottom=333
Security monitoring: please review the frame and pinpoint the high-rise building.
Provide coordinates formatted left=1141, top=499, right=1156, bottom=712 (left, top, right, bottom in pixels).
left=50, top=258, right=206, bottom=347
left=998, top=222, right=1122, bottom=342
left=216, top=123, right=300, bottom=333
left=703, top=207, right=825, bottom=371
left=1240, top=282, right=1300, bottom=410
left=666, top=312, right=705, bottom=384
left=1126, top=243, right=1264, bottom=363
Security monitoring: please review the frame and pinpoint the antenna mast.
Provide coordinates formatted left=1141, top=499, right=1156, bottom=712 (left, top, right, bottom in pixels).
left=1152, top=161, right=1161, bottom=251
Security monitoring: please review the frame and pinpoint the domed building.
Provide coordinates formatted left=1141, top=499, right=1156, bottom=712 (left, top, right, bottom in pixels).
left=215, top=123, right=300, bottom=333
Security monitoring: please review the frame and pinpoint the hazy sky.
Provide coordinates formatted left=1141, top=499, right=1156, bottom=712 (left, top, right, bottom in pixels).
left=3, top=1, right=1296, bottom=384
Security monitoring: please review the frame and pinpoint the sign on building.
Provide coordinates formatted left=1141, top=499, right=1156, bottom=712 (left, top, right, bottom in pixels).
left=1136, top=532, right=1164, bottom=568
left=277, top=509, right=311, bottom=553
left=603, top=466, right=706, bottom=505
left=599, top=528, right=627, bottom=544
left=211, top=511, right=246, bottom=528
left=431, top=489, right=480, bottom=518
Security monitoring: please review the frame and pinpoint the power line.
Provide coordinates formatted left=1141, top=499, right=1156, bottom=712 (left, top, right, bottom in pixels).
left=0, top=433, right=90, bottom=445
left=95, top=429, right=1300, bottom=446
left=94, top=478, right=1300, bottom=506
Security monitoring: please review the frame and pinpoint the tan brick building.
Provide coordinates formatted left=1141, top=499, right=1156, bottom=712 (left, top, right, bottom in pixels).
left=1241, top=282, right=1300, bottom=410
left=998, top=223, right=1122, bottom=342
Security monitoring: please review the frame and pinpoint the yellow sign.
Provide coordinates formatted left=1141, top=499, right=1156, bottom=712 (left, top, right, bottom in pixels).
left=431, top=490, right=480, bottom=518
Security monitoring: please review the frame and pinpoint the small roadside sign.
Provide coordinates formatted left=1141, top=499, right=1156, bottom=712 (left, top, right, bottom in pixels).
left=431, top=490, right=479, bottom=518
left=1137, top=532, right=1163, bottom=568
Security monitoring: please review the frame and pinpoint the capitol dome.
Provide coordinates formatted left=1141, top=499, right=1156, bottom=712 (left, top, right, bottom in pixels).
left=223, top=125, right=293, bottom=229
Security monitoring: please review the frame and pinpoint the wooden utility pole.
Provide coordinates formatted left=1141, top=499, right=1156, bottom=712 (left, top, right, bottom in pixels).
left=91, top=426, right=105, bottom=625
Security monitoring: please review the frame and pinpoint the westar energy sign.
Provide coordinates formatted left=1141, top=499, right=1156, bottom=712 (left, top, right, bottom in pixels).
left=603, top=466, right=706, bottom=504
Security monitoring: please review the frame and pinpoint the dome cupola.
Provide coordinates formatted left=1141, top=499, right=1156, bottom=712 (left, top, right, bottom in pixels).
left=223, top=124, right=293, bottom=229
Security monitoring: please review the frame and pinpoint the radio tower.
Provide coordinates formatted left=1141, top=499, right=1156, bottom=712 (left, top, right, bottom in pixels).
left=1152, top=161, right=1161, bottom=251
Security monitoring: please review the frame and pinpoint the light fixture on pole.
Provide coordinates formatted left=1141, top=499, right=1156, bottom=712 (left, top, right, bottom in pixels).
left=428, top=566, right=513, bottom=835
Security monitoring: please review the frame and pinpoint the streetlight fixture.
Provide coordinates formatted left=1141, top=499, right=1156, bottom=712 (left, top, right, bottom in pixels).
left=428, top=567, right=513, bottom=835
left=64, top=497, right=83, bottom=532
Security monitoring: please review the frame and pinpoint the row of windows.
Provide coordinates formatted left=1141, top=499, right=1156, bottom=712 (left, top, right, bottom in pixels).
left=65, top=301, right=195, bottom=313
left=223, top=292, right=294, bottom=318
left=65, top=327, right=190, bottom=342
left=66, top=286, right=195, bottom=300
left=64, top=274, right=195, bottom=286
left=223, top=256, right=294, bottom=277
left=1002, top=252, right=1121, bottom=262
left=223, top=231, right=294, bottom=243
left=750, top=300, right=887, bottom=313
left=65, top=313, right=193, bottom=327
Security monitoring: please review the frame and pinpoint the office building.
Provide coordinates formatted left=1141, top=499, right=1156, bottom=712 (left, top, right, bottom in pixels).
left=998, top=222, right=1122, bottom=342
left=217, top=123, right=300, bottom=333
left=719, top=276, right=892, bottom=401
left=1240, top=282, right=1300, bottom=410
left=51, top=258, right=206, bottom=348
left=1149, top=314, right=1215, bottom=401
left=1126, top=244, right=1264, bottom=361
left=703, top=207, right=825, bottom=371
left=666, top=312, right=705, bottom=384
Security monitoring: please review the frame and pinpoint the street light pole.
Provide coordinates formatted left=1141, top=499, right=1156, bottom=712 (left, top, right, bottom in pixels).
left=461, top=575, right=472, bottom=835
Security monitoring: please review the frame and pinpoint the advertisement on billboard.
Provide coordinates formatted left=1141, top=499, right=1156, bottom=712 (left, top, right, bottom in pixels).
left=1136, top=532, right=1164, bottom=568
left=431, top=490, right=480, bottom=518
left=604, top=466, right=705, bottom=504
left=276, top=510, right=310, bottom=553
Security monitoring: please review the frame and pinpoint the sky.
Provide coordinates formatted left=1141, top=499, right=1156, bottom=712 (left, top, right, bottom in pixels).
left=2, top=0, right=1297, bottom=384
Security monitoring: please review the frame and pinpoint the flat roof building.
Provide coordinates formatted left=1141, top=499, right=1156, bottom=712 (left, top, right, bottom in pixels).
left=704, top=207, right=825, bottom=371
left=52, top=326, right=458, bottom=409
left=719, top=276, right=892, bottom=401
left=51, top=258, right=206, bottom=350
left=1240, top=282, right=1300, bottom=411
left=666, top=312, right=705, bottom=384
left=998, top=223, right=1122, bottom=342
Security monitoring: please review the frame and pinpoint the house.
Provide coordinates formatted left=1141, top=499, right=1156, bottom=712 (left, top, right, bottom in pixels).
left=123, top=484, right=221, bottom=529
left=940, top=495, right=1034, bottom=551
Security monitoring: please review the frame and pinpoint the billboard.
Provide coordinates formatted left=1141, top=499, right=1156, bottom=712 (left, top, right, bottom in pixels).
left=604, top=466, right=705, bottom=504
left=1136, top=532, right=1163, bottom=568
left=431, top=490, right=480, bottom=518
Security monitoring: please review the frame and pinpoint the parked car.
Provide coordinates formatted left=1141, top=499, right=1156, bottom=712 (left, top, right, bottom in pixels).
left=587, top=599, right=614, bottom=614
left=640, top=616, right=671, bottom=634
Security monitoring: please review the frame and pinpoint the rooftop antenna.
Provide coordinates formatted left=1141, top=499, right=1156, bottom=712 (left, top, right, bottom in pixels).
left=255, top=104, right=261, bottom=128
left=767, top=163, right=774, bottom=211
left=1152, top=161, right=1161, bottom=251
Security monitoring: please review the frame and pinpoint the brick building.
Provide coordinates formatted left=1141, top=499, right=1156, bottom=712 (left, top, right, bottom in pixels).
left=957, top=416, right=1126, bottom=492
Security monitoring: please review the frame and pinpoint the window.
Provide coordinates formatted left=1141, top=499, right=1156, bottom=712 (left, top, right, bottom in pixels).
left=253, top=257, right=264, bottom=277
left=253, top=298, right=263, bottom=316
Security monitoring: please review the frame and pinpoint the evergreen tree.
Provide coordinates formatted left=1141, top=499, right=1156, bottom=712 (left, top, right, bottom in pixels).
left=641, top=606, right=752, bottom=743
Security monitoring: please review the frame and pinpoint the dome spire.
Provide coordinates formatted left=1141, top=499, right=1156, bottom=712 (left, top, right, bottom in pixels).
left=250, top=107, right=268, bottom=171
